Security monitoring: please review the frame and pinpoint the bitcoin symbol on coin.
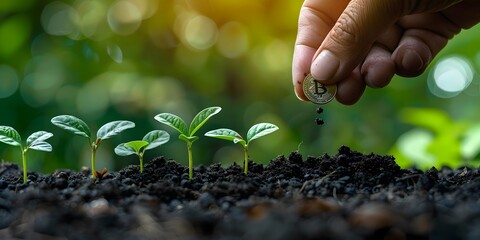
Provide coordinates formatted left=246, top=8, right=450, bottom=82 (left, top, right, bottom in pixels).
left=302, top=74, right=336, bottom=104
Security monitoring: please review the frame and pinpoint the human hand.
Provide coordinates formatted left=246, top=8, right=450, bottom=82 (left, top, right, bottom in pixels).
left=292, top=0, right=480, bottom=105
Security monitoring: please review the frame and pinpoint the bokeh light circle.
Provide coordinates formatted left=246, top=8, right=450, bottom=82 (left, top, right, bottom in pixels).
left=107, top=0, right=142, bottom=35
left=217, top=22, right=249, bottom=58
left=184, top=15, right=218, bottom=50
left=41, top=1, right=79, bottom=36
left=428, top=56, right=474, bottom=98
left=0, top=65, right=19, bottom=98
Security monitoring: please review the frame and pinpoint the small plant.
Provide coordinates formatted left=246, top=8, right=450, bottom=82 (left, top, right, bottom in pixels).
left=0, top=126, right=53, bottom=183
left=51, top=115, right=135, bottom=179
left=205, top=123, right=279, bottom=174
left=154, top=106, right=221, bottom=179
left=115, top=130, right=170, bottom=173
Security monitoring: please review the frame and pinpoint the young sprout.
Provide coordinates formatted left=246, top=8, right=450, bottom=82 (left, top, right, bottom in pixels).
left=154, top=106, right=221, bottom=179
left=205, top=123, right=279, bottom=175
left=114, top=130, right=170, bottom=173
left=0, top=126, right=53, bottom=183
left=51, top=115, right=135, bottom=179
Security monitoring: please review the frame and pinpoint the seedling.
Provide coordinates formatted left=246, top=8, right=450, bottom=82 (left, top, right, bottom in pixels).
left=115, top=130, right=170, bottom=173
left=51, top=115, right=135, bottom=179
left=0, top=126, right=53, bottom=183
left=154, top=106, right=221, bottom=179
left=205, top=123, right=279, bottom=174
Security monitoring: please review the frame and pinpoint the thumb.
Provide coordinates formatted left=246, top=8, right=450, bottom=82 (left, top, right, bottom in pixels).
left=310, top=0, right=461, bottom=84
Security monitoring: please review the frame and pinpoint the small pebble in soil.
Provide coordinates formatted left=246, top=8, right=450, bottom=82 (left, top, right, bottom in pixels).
left=0, top=180, right=7, bottom=190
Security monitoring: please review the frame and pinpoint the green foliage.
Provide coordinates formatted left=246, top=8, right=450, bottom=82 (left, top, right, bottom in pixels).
left=0, top=126, right=53, bottom=183
left=50, top=115, right=91, bottom=139
left=155, top=106, right=221, bottom=179
left=115, top=140, right=149, bottom=156
left=97, top=121, right=136, bottom=140
left=205, top=123, right=279, bottom=174
left=390, top=108, right=480, bottom=169
left=115, top=130, right=170, bottom=172
left=51, top=115, right=135, bottom=178
left=0, top=126, right=22, bottom=146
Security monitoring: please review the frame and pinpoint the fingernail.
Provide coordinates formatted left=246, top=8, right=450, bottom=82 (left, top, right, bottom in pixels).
left=402, top=50, right=424, bottom=72
left=311, top=50, right=340, bottom=82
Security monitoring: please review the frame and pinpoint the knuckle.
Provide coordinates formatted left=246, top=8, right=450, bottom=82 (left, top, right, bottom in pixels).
left=329, top=9, right=361, bottom=46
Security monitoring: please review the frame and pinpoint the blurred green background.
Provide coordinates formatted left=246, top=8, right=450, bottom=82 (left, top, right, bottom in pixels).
left=1, top=0, right=480, bottom=173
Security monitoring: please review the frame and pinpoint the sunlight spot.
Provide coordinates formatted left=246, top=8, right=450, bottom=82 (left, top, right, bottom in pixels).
left=127, top=0, right=158, bottom=19
left=20, top=56, right=65, bottom=107
left=184, top=15, right=218, bottom=50
left=428, top=56, right=474, bottom=98
left=107, top=0, right=142, bottom=35
left=0, top=65, right=19, bottom=98
left=41, top=2, right=78, bottom=36
left=217, top=22, right=249, bottom=58
left=263, top=40, right=291, bottom=72
left=74, top=0, right=107, bottom=39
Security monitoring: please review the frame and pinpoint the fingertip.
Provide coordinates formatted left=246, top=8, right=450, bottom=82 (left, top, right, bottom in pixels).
left=393, top=35, right=434, bottom=77
left=294, top=83, right=309, bottom=102
left=335, top=69, right=366, bottom=105
left=397, top=49, right=427, bottom=76
left=362, top=55, right=395, bottom=88
left=310, top=50, right=340, bottom=84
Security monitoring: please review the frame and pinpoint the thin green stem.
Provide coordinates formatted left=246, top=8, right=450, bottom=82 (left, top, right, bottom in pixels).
left=187, top=142, right=193, bottom=180
left=91, top=144, right=97, bottom=179
left=139, top=153, right=144, bottom=173
left=244, top=145, right=249, bottom=175
left=21, top=148, right=27, bottom=183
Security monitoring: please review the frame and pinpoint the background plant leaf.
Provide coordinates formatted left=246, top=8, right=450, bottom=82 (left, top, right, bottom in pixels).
left=205, top=128, right=246, bottom=146
left=247, top=123, right=279, bottom=143
left=400, top=108, right=452, bottom=134
left=462, top=124, right=480, bottom=161
left=0, top=126, right=22, bottom=147
left=114, top=143, right=136, bottom=156
left=189, top=106, right=221, bottom=136
left=26, top=131, right=53, bottom=152
left=143, top=130, right=170, bottom=150
left=154, top=113, right=188, bottom=135
left=51, top=115, right=91, bottom=139
left=97, top=120, right=135, bottom=140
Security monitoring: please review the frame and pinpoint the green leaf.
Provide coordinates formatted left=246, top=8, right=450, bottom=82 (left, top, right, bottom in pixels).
left=154, top=113, right=188, bottom=135
left=0, top=126, right=22, bottom=146
left=114, top=143, right=136, bottom=156
left=97, top=120, right=135, bottom=140
left=26, top=131, right=53, bottom=152
left=28, top=141, right=53, bottom=152
left=399, top=108, right=451, bottom=134
left=51, top=115, right=91, bottom=139
left=205, top=128, right=246, bottom=146
left=179, top=134, right=199, bottom=143
left=462, top=124, right=480, bottom=161
left=246, top=123, right=279, bottom=143
left=143, top=130, right=170, bottom=150
left=189, top=107, right=222, bottom=136
left=126, top=140, right=149, bottom=153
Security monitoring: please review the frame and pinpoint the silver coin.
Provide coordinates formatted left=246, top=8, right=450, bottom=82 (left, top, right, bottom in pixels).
left=302, top=74, right=337, bottom=104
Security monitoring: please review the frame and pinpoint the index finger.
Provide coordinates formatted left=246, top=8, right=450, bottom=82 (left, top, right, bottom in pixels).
left=292, top=0, right=349, bottom=101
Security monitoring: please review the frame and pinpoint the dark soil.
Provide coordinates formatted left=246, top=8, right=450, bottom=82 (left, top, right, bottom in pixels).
left=1, top=146, right=480, bottom=240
